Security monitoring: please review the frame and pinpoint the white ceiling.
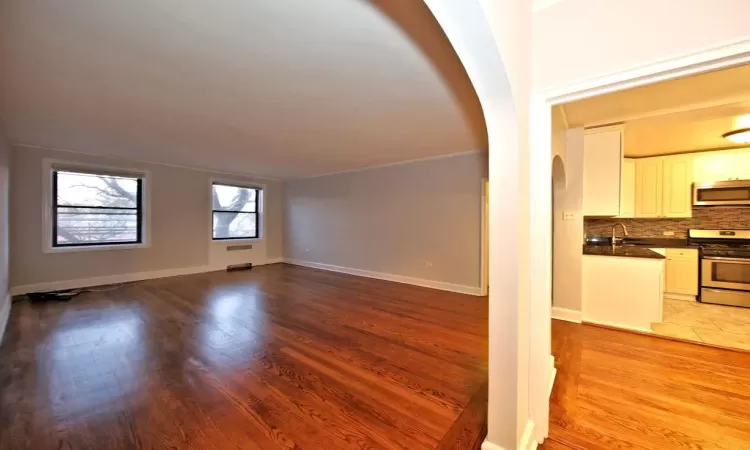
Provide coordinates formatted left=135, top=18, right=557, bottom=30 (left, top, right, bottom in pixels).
left=561, top=64, right=750, bottom=157
left=0, top=0, right=483, bottom=179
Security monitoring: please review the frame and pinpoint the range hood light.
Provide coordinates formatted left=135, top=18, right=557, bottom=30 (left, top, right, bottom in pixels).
left=723, top=128, right=750, bottom=144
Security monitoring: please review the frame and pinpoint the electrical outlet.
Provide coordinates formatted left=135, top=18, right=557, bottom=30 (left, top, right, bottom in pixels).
left=563, top=212, right=575, bottom=221
left=424, top=261, right=433, bottom=268
left=663, top=231, right=675, bottom=236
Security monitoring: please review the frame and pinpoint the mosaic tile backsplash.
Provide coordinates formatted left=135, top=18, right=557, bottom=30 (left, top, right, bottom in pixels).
left=585, top=207, right=750, bottom=238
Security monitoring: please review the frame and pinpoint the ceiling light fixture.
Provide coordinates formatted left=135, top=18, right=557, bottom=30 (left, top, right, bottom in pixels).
left=723, top=128, right=750, bottom=144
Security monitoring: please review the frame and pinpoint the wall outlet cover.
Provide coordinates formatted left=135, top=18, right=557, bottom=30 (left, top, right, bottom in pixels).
left=563, top=212, right=575, bottom=221
left=663, top=231, right=675, bottom=236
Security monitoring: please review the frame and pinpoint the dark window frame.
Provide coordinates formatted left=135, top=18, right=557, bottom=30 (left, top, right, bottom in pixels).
left=211, top=182, right=261, bottom=241
left=52, top=170, right=144, bottom=248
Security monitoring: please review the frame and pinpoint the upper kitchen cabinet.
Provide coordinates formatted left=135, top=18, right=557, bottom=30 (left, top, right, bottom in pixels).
left=617, top=158, right=636, bottom=218
left=694, top=149, right=750, bottom=182
left=635, top=158, right=663, bottom=218
left=662, top=155, right=694, bottom=217
left=583, top=127, right=623, bottom=216
left=634, top=154, right=694, bottom=218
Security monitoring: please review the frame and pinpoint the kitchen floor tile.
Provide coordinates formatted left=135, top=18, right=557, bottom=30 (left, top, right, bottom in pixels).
left=693, top=328, right=750, bottom=351
left=662, top=311, right=721, bottom=330
left=651, top=322, right=702, bottom=342
left=709, top=318, right=750, bottom=335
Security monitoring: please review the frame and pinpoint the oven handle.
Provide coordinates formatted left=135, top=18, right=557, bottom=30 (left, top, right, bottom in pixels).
left=703, top=256, right=750, bottom=264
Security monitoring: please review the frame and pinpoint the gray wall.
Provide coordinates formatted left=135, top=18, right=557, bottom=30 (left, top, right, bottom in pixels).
left=284, top=153, right=487, bottom=289
left=0, top=133, right=10, bottom=341
left=10, top=146, right=284, bottom=289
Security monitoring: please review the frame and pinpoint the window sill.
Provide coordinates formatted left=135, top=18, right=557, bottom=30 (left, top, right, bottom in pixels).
left=43, top=242, right=150, bottom=254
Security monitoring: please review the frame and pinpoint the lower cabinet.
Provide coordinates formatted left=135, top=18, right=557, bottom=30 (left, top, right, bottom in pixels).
left=664, top=248, right=699, bottom=298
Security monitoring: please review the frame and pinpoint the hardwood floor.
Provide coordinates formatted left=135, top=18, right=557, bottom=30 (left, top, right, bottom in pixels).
left=543, top=319, right=750, bottom=450
left=0, top=264, right=488, bottom=450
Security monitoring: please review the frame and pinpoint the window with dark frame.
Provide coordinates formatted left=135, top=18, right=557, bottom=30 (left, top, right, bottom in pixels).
left=211, top=183, right=260, bottom=240
left=52, top=169, right=143, bottom=247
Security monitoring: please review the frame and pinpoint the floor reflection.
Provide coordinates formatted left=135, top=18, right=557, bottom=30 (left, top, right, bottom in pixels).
left=41, top=305, right=145, bottom=420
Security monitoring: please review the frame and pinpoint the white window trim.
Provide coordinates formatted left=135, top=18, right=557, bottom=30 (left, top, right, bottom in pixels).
left=209, top=178, right=265, bottom=244
left=42, top=158, right=152, bottom=253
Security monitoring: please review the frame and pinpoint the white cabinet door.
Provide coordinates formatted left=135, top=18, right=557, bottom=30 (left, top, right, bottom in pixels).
left=665, top=249, right=699, bottom=296
left=635, top=158, right=663, bottom=218
left=618, top=159, right=636, bottom=218
left=694, top=150, right=750, bottom=182
left=662, top=155, right=694, bottom=218
left=731, top=150, right=750, bottom=180
left=583, top=128, right=622, bottom=216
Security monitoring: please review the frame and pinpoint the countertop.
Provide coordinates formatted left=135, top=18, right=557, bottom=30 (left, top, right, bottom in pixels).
left=583, top=244, right=666, bottom=259
left=586, top=236, right=693, bottom=248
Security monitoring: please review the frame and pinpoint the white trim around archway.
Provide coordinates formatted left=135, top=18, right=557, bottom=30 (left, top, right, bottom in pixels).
left=529, top=37, right=750, bottom=445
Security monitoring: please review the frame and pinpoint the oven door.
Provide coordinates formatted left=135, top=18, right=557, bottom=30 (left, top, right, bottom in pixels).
left=702, top=257, right=750, bottom=291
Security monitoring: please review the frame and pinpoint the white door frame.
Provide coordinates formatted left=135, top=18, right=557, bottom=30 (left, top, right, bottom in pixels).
left=529, top=38, right=750, bottom=444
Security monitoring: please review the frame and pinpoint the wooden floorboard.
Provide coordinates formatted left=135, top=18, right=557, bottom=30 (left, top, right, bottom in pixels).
left=543, top=319, right=750, bottom=450
left=0, top=264, right=488, bottom=450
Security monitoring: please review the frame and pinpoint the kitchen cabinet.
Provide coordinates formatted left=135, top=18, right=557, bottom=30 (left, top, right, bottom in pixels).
left=583, top=127, right=623, bottom=216
left=662, top=155, right=694, bottom=217
left=694, top=149, right=750, bottom=182
left=635, top=158, right=663, bottom=218
left=617, top=159, right=636, bottom=218
left=583, top=254, right=664, bottom=332
left=664, top=248, right=699, bottom=298
left=634, top=155, right=693, bottom=218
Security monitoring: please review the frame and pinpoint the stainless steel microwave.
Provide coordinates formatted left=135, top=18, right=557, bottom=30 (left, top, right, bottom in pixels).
left=694, top=180, right=750, bottom=206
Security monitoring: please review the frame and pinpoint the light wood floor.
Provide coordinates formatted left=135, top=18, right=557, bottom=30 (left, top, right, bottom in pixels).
left=543, top=319, right=750, bottom=449
left=0, top=264, right=488, bottom=449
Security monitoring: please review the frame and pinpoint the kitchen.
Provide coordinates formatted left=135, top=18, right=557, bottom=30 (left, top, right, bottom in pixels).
left=551, top=63, right=750, bottom=351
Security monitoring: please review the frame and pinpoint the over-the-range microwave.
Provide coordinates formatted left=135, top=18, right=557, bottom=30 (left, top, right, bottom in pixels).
left=694, top=180, right=750, bottom=206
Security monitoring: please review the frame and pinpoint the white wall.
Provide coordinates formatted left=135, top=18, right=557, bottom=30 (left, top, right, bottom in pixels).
left=284, top=152, right=487, bottom=291
left=533, top=0, right=750, bottom=89
left=552, top=128, right=583, bottom=313
left=9, top=146, right=283, bottom=291
left=0, top=132, right=10, bottom=342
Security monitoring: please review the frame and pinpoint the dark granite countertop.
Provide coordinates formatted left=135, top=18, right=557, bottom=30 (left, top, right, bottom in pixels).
left=583, top=245, right=665, bottom=259
left=586, top=236, right=695, bottom=249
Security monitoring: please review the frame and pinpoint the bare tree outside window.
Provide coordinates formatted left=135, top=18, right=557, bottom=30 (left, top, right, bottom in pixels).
left=212, top=184, right=259, bottom=239
left=54, top=171, right=142, bottom=246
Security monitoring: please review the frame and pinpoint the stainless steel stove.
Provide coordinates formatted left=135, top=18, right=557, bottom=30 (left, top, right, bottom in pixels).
left=689, top=229, right=750, bottom=308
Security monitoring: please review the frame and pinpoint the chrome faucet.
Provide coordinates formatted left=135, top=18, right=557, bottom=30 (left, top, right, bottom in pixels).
left=612, top=222, right=629, bottom=246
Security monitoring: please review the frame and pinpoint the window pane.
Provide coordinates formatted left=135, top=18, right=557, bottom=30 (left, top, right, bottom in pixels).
left=212, top=184, right=257, bottom=212
left=213, top=212, right=257, bottom=239
left=56, top=207, right=138, bottom=245
left=57, top=171, right=138, bottom=208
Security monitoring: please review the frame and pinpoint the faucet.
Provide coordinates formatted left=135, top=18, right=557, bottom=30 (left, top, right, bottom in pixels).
left=612, top=222, right=629, bottom=246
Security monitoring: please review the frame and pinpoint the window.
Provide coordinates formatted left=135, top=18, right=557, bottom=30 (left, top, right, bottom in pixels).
left=212, top=183, right=260, bottom=240
left=52, top=169, right=143, bottom=247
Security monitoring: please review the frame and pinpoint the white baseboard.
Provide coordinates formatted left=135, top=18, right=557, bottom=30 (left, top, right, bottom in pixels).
left=551, top=306, right=582, bottom=323
left=9, top=259, right=281, bottom=296
left=549, top=355, right=557, bottom=398
left=283, top=258, right=483, bottom=295
left=0, top=292, right=10, bottom=345
left=481, top=440, right=506, bottom=450
left=664, top=293, right=696, bottom=302
left=481, top=420, right=537, bottom=450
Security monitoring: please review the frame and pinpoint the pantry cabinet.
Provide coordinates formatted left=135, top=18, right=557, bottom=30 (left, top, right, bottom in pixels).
left=583, top=127, right=623, bottom=216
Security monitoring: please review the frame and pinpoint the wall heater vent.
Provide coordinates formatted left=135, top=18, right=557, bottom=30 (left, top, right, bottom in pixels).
left=226, top=244, right=253, bottom=252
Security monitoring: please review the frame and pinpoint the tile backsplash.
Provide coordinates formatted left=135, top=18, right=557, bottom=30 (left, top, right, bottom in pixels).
left=585, top=208, right=750, bottom=238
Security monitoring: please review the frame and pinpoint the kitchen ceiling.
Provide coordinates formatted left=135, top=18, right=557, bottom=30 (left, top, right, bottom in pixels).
left=561, top=64, right=750, bottom=157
